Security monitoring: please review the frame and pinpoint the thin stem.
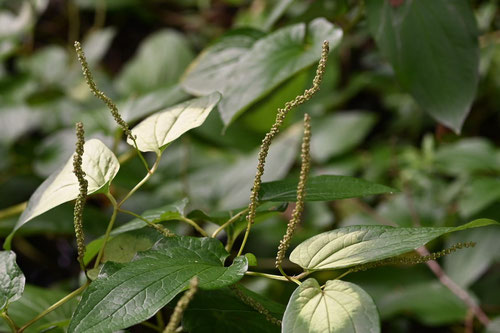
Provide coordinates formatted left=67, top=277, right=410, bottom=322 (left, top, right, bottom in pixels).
left=94, top=192, right=118, bottom=269
left=140, top=321, right=162, bottom=332
left=118, top=208, right=173, bottom=237
left=178, top=217, right=208, bottom=237
left=156, top=310, right=165, bottom=330
left=334, top=269, right=354, bottom=281
left=1, top=312, right=17, bottom=332
left=278, top=266, right=300, bottom=285
left=118, top=153, right=161, bottom=207
left=0, top=202, right=27, bottom=220
left=211, top=209, right=249, bottom=238
left=245, top=271, right=290, bottom=282
left=18, top=281, right=89, bottom=333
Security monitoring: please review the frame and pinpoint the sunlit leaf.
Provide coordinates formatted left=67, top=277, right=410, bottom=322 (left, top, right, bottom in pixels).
left=0, top=251, right=25, bottom=310
left=290, top=219, right=499, bottom=271
left=4, top=139, right=119, bottom=249
left=282, top=278, right=379, bottom=333
left=128, top=92, right=221, bottom=153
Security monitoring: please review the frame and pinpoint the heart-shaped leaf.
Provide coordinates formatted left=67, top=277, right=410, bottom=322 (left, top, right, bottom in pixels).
left=4, top=139, right=119, bottom=249
left=69, top=236, right=248, bottom=333
left=183, top=18, right=342, bottom=125
left=0, top=251, right=25, bottom=311
left=127, top=92, right=221, bottom=154
left=259, top=175, right=397, bottom=202
left=282, top=278, right=379, bottom=333
left=290, top=219, right=498, bottom=271
left=366, top=0, right=479, bottom=133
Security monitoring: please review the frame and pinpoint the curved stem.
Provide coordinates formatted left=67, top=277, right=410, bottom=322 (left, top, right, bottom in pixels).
left=118, top=153, right=161, bottom=207
left=211, top=208, right=248, bottom=238
left=0, top=202, right=27, bottom=220
left=94, top=192, right=118, bottom=269
left=17, top=281, right=89, bottom=333
left=1, top=312, right=17, bottom=332
left=118, top=208, right=173, bottom=237
left=237, top=228, right=251, bottom=257
left=178, top=217, right=208, bottom=237
left=278, top=266, right=300, bottom=285
left=245, top=271, right=290, bottom=282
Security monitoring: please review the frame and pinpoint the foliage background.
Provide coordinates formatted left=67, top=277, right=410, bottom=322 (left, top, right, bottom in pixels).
left=0, top=0, right=499, bottom=332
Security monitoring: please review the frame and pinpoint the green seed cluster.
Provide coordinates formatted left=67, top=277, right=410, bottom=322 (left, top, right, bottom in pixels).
left=149, top=222, right=175, bottom=238
left=351, top=242, right=476, bottom=273
left=73, top=122, right=88, bottom=266
left=74, top=41, right=134, bottom=141
left=164, top=277, right=199, bottom=333
left=275, top=114, right=311, bottom=268
left=245, top=41, right=329, bottom=229
left=230, top=285, right=282, bottom=326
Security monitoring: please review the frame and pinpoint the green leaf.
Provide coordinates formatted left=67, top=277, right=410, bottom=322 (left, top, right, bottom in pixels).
left=0, top=285, right=78, bottom=333
left=458, top=177, right=500, bottom=218
left=259, top=175, right=397, bottom=202
left=83, top=199, right=188, bottom=265
left=128, top=92, right=221, bottom=153
left=4, top=139, right=119, bottom=250
left=282, top=278, right=379, bottom=333
left=183, top=286, right=284, bottom=333
left=310, top=112, right=376, bottom=162
left=69, top=236, right=248, bottom=333
left=184, top=18, right=342, bottom=125
left=182, top=28, right=265, bottom=96
left=366, top=0, right=479, bottom=133
left=0, top=251, right=25, bottom=311
left=115, top=29, right=194, bottom=95
left=290, top=219, right=499, bottom=271
left=245, top=253, right=258, bottom=266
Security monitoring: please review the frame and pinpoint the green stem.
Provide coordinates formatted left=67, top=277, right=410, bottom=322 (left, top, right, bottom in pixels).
left=118, top=208, right=173, bottom=237
left=140, top=320, right=161, bottom=332
left=118, top=153, right=161, bottom=207
left=245, top=271, right=290, bottom=282
left=18, top=281, right=89, bottom=333
left=278, top=265, right=300, bottom=285
left=156, top=310, right=165, bottom=329
left=94, top=192, right=118, bottom=269
left=212, top=209, right=248, bottom=238
left=236, top=227, right=251, bottom=257
left=0, top=202, right=27, bottom=220
left=178, top=217, right=208, bottom=237
left=334, top=269, right=353, bottom=281
left=1, top=311, right=17, bottom=332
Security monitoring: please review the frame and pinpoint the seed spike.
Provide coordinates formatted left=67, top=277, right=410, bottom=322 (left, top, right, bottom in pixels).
left=164, top=277, right=199, bottom=333
left=73, top=122, right=88, bottom=269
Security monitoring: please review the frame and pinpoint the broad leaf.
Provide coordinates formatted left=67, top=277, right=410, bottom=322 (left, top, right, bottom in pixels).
left=290, top=219, right=499, bottom=271
left=83, top=199, right=188, bottom=265
left=310, top=112, right=376, bottom=162
left=182, top=28, right=265, bottom=96
left=366, top=0, right=479, bottom=133
left=183, top=285, right=284, bottom=333
left=0, top=251, right=25, bottom=310
left=4, top=139, right=119, bottom=249
left=183, top=18, right=342, bottom=125
left=115, top=29, right=194, bottom=95
left=0, top=285, right=78, bottom=333
left=69, top=236, right=248, bottom=333
left=128, top=92, right=221, bottom=153
left=259, top=175, right=397, bottom=202
left=282, top=278, right=379, bottom=333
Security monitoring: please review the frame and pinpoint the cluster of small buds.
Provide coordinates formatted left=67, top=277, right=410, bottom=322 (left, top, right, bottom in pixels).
left=275, top=114, right=311, bottom=268
left=245, top=41, right=329, bottom=230
left=230, top=285, right=282, bottom=326
left=351, top=242, right=477, bottom=273
left=164, top=277, right=199, bottom=333
left=73, top=122, right=88, bottom=266
left=74, top=41, right=134, bottom=142
left=149, top=222, right=175, bottom=238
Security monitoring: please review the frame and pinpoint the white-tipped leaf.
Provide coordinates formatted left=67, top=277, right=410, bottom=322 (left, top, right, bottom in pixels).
left=127, top=92, right=221, bottom=154
left=5, top=139, right=119, bottom=249
left=282, top=278, right=379, bottom=333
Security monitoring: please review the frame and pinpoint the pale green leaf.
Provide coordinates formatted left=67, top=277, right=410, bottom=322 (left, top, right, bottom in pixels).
left=290, top=219, right=499, bottom=271
left=128, top=92, right=221, bottom=153
left=115, top=29, right=194, bottom=95
left=282, top=278, right=379, bottom=333
left=4, top=139, right=119, bottom=249
left=0, top=251, right=25, bottom=310
left=183, top=18, right=342, bottom=125
left=259, top=175, right=397, bottom=202
left=366, top=0, right=479, bottom=133
left=69, top=236, right=248, bottom=333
